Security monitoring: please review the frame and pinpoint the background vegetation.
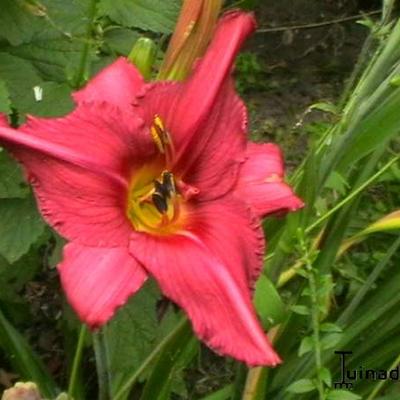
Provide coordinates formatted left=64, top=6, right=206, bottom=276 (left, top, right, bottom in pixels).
left=0, top=0, right=399, bottom=399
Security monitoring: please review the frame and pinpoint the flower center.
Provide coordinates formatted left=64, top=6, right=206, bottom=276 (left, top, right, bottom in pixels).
left=127, top=169, right=183, bottom=235
left=126, top=115, right=187, bottom=235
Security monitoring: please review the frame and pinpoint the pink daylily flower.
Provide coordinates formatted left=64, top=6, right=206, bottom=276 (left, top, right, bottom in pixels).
left=0, top=12, right=302, bottom=366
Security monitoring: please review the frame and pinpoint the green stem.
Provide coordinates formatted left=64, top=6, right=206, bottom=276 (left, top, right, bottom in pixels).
left=305, top=154, right=399, bottom=234
left=113, top=316, right=189, bottom=400
left=93, top=329, right=111, bottom=400
left=300, top=235, right=324, bottom=400
left=67, top=325, right=87, bottom=400
left=73, top=0, right=98, bottom=88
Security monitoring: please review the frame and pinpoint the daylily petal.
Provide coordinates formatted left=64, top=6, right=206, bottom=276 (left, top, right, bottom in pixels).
left=73, top=57, right=145, bottom=108
left=236, top=142, right=304, bottom=216
left=185, top=196, right=265, bottom=289
left=0, top=103, right=155, bottom=247
left=0, top=114, right=8, bottom=126
left=136, top=12, right=255, bottom=199
left=59, top=243, right=147, bottom=327
left=130, top=229, right=280, bottom=366
left=19, top=102, right=152, bottom=178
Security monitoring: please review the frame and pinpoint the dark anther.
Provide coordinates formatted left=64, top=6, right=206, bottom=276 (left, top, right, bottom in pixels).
left=161, top=171, right=176, bottom=196
left=152, top=192, right=168, bottom=214
left=152, top=171, right=176, bottom=214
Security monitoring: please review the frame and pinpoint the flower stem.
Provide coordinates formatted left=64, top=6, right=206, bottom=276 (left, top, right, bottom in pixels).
left=299, top=233, right=325, bottom=400
left=307, top=266, right=324, bottom=400
left=73, top=0, right=98, bottom=88
left=93, top=329, right=111, bottom=400
left=67, top=324, right=87, bottom=400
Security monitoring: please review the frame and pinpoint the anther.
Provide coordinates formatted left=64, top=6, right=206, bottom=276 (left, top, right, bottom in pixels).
left=150, top=114, right=171, bottom=154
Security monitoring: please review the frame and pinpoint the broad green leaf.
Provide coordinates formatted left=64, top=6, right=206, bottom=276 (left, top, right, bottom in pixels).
left=105, top=281, right=160, bottom=394
left=254, top=274, right=286, bottom=326
left=20, top=82, right=74, bottom=117
left=0, top=149, right=29, bottom=199
left=40, top=0, right=90, bottom=37
left=0, top=80, right=11, bottom=114
left=98, top=0, right=180, bottom=33
left=0, top=0, right=43, bottom=45
left=0, top=52, right=43, bottom=113
left=326, top=390, right=361, bottom=400
left=0, top=197, right=45, bottom=263
left=0, top=307, right=58, bottom=397
left=286, top=378, right=316, bottom=394
left=103, top=28, right=140, bottom=56
left=4, top=1, right=92, bottom=83
left=7, top=37, right=83, bottom=82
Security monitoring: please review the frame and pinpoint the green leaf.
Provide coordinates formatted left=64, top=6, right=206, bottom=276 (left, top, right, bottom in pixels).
left=320, top=323, right=343, bottom=333
left=199, top=385, right=233, bottom=400
left=254, top=274, right=286, bottom=326
left=0, top=149, right=29, bottom=199
left=0, top=197, right=45, bottom=263
left=105, top=281, right=160, bottom=395
left=336, top=88, right=400, bottom=172
left=7, top=37, right=83, bottom=83
left=325, top=171, right=349, bottom=196
left=0, top=52, right=43, bottom=114
left=298, top=336, right=314, bottom=357
left=20, top=81, right=74, bottom=117
left=0, top=0, right=43, bottom=45
left=98, top=0, right=180, bottom=33
left=321, top=333, right=343, bottom=350
left=291, top=305, right=310, bottom=316
left=103, top=28, right=140, bottom=56
left=139, top=317, right=195, bottom=400
left=286, top=378, right=316, bottom=394
left=326, top=389, right=361, bottom=400
left=319, top=367, right=332, bottom=387
left=309, top=102, right=339, bottom=115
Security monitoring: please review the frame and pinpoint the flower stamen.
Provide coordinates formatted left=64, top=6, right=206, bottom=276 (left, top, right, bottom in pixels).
left=127, top=170, right=184, bottom=234
left=150, top=115, right=175, bottom=164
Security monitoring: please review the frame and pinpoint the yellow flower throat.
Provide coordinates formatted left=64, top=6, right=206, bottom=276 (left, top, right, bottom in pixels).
left=126, top=115, right=184, bottom=235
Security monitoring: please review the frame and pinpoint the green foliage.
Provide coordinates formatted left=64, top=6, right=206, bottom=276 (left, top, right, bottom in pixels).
left=98, top=0, right=180, bottom=33
left=235, top=52, right=266, bottom=93
left=0, top=197, right=45, bottom=263
left=0, top=0, right=399, bottom=399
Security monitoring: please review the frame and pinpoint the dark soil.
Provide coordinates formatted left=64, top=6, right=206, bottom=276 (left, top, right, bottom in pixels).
left=241, top=0, right=382, bottom=164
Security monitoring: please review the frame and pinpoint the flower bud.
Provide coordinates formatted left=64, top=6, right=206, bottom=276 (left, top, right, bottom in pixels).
left=158, top=0, right=223, bottom=80
left=1, top=382, right=42, bottom=400
left=128, top=38, right=157, bottom=81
